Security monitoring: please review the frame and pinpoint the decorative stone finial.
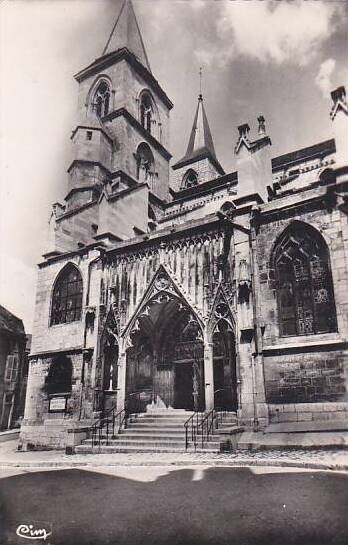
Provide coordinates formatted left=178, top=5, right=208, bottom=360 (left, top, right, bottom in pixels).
left=331, top=86, right=346, bottom=105
left=330, top=85, right=348, bottom=121
left=257, top=115, right=266, bottom=136
left=238, top=124, right=250, bottom=139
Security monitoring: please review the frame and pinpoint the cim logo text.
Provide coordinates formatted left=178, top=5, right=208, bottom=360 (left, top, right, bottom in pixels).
left=16, top=524, right=52, bottom=541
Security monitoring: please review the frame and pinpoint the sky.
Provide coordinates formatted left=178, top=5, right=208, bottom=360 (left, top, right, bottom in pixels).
left=0, top=0, right=347, bottom=332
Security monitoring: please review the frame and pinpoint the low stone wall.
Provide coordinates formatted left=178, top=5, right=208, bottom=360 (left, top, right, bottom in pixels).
left=268, top=402, right=348, bottom=423
left=19, top=418, right=92, bottom=451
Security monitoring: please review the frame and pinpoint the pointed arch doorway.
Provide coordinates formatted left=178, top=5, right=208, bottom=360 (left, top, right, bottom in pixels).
left=125, top=293, right=205, bottom=413
left=213, top=319, right=238, bottom=411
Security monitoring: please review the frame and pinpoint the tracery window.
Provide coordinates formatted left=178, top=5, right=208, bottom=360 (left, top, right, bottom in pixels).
left=93, top=81, right=110, bottom=118
left=140, top=93, right=153, bottom=133
left=273, top=223, right=337, bottom=336
left=51, top=264, right=83, bottom=326
left=183, top=169, right=198, bottom=189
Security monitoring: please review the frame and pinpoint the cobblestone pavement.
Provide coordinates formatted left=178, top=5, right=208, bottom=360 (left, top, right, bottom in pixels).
left=0, top=440, right=347, bottom=470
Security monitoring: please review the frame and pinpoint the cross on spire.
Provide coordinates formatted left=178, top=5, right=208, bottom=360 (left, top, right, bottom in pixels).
left=199, top=67, right=203, bottom=97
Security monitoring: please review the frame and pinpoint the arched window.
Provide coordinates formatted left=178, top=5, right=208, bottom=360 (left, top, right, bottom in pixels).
left=135, top=142, right=155, bottom=183
left=93, top=81, right=110, bottom=118
left=45, top=355, right=72, bottom=395
left=183, top=169, right=198, bottom=189
left=140, top=93, right=153, bottom=133
left=273, top=223, right=337, bottom=336
left=51, top=264, right=83, bottom=325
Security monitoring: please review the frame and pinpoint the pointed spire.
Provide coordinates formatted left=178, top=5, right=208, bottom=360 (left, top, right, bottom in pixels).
left=184, top=94, right=218, bottom=162
left=103, top=0, right=151, bottom=73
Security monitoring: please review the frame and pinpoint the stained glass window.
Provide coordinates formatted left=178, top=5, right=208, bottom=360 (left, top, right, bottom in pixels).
left=274, top=224, right=337, bottom=336
left=51, top=265, right=83, bottom=325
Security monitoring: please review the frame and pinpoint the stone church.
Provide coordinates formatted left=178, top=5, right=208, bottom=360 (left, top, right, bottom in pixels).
left=20, top=0, right=348, bottom=450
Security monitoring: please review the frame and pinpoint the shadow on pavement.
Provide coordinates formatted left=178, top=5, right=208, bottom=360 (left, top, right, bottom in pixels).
left=0, top=466, right=347, bottom=545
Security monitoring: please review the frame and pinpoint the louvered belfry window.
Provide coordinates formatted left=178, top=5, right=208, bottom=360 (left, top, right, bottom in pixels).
left=274, top=224, right=337, bottom=336
left=51, top=265, right=83, bottom=325
left=94, top=81, right=110, bottom=118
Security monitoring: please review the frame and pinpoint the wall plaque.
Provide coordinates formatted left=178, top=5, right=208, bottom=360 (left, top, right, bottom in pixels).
left=49, top=396, right=68, bottom=413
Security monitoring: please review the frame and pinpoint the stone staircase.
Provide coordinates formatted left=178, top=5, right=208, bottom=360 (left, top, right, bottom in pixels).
left=75, top=409, right=239, bottom=454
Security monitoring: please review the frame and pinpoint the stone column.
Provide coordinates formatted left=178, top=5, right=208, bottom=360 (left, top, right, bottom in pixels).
left=116, top=346, right=127, bottom=412
left=22, top=358, right=46, bottom=421
left=203, top=336, right=214, bottom=411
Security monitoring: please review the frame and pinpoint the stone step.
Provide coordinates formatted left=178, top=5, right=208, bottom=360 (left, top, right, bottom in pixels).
left=144, top=409, right=194, bottom=415
left=87, top=433, right=187, bottom=441
left=127, top=418, right=194, bottom=426
left=81, top=440, right=220, bottom=452
left=128, top=416, right=194, bottom=426
left=83, top=435, right=220, bottom=445
left=75, top=444, right=218, bottom=454
left=89, top=429, right=224, bottom=441
left=76, top=410, right=238, bottom=455
left=121, top=431, right=186, bottom=438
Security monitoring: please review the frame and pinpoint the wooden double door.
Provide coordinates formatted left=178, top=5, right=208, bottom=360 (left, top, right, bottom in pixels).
left=126, top=337, right=205, bottom=412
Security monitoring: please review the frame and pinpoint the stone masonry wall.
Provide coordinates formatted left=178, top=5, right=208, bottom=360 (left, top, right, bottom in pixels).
left=264, top=350, right=348, bottom=405
left=31, top=250, right=100, bottom=355
left=171, top=158, right=221, bottom=192
left=77, top=59, right=170, bottom=150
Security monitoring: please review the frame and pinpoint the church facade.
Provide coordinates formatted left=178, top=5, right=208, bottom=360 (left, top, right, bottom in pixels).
left=20, top=0, right=348, bottom=450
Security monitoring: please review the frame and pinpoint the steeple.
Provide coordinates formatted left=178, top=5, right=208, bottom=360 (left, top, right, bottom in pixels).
left=184, top=94, right=218, bottom=164
left=172, top=92, right=224, bottom=184
left=103, top=0, right=151, bottom=73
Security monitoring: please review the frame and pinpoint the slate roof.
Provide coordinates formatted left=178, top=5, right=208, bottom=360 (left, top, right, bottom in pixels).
left=173, top=95, right=225, bottom=175
left=0, top=305, right=25, bottom=337
left=102, top=0, right=151, bottom=73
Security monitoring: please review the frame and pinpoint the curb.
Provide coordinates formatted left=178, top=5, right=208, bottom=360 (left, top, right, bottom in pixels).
left=0, top=458, right=347, bottom=472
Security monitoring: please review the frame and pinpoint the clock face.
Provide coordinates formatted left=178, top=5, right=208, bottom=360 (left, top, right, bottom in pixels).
left=215, top=302, right=229, bottom=319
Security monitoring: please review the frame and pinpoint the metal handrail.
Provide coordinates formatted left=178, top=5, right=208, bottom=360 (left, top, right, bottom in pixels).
left=197, top=409, right=216, bottom=449
left=184, top=407, right=232, bottom=451
left=89, top=405, right=127, bottom=450
left=184, top=411, right=203, bottom=450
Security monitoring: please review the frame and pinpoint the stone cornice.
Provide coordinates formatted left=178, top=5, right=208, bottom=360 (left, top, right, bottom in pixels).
left=70, top=124, right=114, bottom=145
left=172, top=149, right=225, bottom=176
left=272, top=139, right=335, bottom=172
left=104, top=214, right=223, bottom=259
left=104, top=107, right=172, bottom=161
left=30, top=346, right=84, bottom=358
left=263, top=338, right=346, bottom=355
left=259, top=184, right=335, bottom=220
left=67, top=159, right=112, bottom=177
left=170, top=171, right=237, bottom=203
left=74, top=48, right=173, bottom=110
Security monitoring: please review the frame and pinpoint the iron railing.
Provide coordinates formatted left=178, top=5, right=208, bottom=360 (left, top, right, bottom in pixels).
left=89, top=389, right=155, bottom=450
left=89, top=405, right=127, bottom=450
left=184, top=411, right=203, bottom=450
left=184, top=406, right=231, bottom=451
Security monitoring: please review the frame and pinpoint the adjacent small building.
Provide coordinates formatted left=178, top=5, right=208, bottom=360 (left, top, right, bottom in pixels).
left=0, top=305, right=28, bottom=430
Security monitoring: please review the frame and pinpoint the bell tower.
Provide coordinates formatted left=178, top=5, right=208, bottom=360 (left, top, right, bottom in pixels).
left=67, top=0, right=173, bottom=209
